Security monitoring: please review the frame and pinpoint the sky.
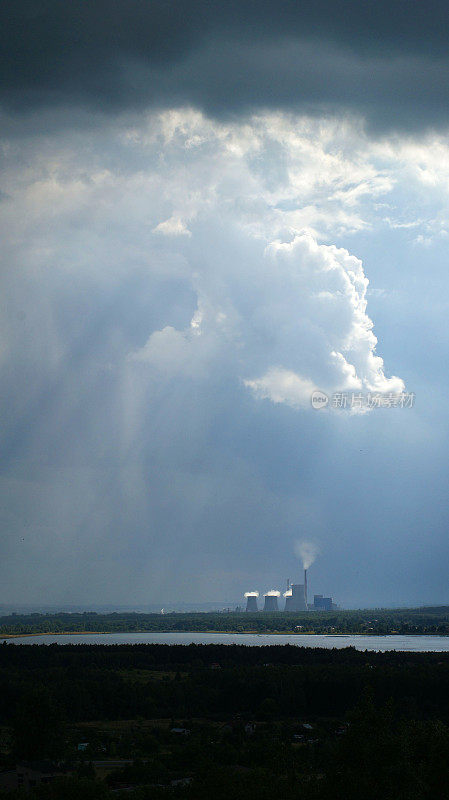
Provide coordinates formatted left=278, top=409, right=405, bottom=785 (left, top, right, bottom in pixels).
left=1, top=0, right=449, bottom=609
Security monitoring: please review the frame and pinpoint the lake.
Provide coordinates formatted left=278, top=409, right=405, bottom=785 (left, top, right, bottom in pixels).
left=2, top=631, right=449, bottom=651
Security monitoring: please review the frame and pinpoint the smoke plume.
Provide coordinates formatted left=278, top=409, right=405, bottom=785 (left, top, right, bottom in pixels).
left=295, top=540, right=320, bottom=570
left=244, top=591, right=259, bottom=597
left=264, top=590, right=281, bottom=596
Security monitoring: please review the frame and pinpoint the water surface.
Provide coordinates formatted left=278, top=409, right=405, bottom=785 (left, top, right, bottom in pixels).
left=2, top=631, right=449, bottom=651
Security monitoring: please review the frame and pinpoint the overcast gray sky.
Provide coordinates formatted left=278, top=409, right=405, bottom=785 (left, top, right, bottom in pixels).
left=1, top=1, right=449, bottom=609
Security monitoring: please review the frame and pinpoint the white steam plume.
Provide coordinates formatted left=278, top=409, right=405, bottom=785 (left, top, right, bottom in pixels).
left=244, top=591, right=259, bottom=597
left=295, top=540, right=320, bottom=570
left=264, top=590, right=281, bottom=596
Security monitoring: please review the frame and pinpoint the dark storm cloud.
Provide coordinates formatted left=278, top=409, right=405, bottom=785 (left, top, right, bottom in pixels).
left=2, top=0, right=449, bottom=129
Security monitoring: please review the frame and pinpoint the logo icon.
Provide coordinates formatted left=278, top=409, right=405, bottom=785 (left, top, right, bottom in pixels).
left=311, top=390, right=329, bottom=409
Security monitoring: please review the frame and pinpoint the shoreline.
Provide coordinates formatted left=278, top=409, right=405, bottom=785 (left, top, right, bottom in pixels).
left=1, top=629, right=448, bottom=640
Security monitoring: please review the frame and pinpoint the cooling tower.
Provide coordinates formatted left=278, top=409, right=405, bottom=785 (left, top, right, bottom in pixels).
left=283, top=590, right=293, bottom=611
left=283, top=580, right=293, bottom=611
left=244, top=591, right=259, bottom=612
left=263, top=592, right=280, bottom=612
left=245, top=593, right=259, bottom=612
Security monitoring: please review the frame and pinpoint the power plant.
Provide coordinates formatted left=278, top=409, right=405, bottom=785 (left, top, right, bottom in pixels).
left=244, top=564, right=336, bottom=611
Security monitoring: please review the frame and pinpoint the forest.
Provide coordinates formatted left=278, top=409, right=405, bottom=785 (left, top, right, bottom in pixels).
left=1, top=643, right=449, bottom=798
left=2, top=606, right=449, bottom=637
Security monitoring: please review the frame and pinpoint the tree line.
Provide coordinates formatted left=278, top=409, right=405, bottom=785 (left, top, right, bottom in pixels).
left=2, top=606, right=449, bottom=636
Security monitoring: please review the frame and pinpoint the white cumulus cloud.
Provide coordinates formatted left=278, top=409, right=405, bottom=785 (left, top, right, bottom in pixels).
left=137, top=231, right=404, bottom=409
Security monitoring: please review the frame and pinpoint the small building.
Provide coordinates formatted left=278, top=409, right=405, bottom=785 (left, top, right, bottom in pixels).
left=336, top=724, right=349, bottom=736
left=15, top=762, right=70, bottom=791
left=170, top=728, right=191, bottom=736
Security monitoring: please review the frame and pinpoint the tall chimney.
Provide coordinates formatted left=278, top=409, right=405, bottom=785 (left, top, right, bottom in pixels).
left=304, top=568, right=308, bottom=608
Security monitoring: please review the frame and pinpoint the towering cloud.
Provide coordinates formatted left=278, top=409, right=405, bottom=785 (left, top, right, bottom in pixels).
left=121, top=111, right=404, bottom=411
